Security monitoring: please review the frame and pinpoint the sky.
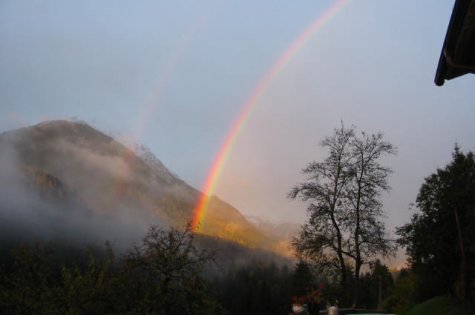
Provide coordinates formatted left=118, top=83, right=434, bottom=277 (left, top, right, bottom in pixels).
left=1, top=0, right=475, bottom=247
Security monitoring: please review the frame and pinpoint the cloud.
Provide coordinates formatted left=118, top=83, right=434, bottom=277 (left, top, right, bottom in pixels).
left=0, top=137, right=159, bottom=250
left=54, top=138, right=134, bottom=182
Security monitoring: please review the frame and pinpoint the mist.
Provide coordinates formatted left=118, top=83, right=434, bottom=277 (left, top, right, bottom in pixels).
left=0, top=129, right=165, bottom=250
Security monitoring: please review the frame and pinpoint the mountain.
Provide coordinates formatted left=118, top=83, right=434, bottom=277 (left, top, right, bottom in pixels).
left=0, top=120, right=288, bottom=254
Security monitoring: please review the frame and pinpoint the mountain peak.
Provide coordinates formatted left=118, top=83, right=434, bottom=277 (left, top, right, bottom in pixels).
left=33, top=119, right=101, bottom=134
left=0, top=121, right=285, bottom=255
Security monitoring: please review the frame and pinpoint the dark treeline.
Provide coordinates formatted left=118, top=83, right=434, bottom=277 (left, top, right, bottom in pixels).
left=397, top=147, right=475, bottom=304
left=0, top=228, right=393, bottom=315
left=1, top=224, right=298, bottom=315
left=373, top=147, right=475, bottom=314
left=0, top=225, right=223, bottom=315
left=213, top=262, right=293, bottom=315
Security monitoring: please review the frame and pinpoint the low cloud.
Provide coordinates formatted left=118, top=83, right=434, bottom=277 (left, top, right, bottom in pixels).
left=0, top=137, right=161, bottom=251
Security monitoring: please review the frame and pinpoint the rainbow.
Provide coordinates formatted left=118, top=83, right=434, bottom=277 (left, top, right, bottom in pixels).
left=191, top=0, right=350, bottom=232
left=132, top=6, right=216, bottom=142
left=110, top=6, right=216, bottom=208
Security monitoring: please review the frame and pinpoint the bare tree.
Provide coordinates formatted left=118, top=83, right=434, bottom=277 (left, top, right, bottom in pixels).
left=346, top=132, right=396, bottom=306
left=289, top=124, right=355, bottom=298
left=289, top=124, right=396, bottom=306
left=124, top=223, right=217, bottom=314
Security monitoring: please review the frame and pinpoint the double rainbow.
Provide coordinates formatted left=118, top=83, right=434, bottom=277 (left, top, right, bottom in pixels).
left=191, top=0, right=349, bottom=231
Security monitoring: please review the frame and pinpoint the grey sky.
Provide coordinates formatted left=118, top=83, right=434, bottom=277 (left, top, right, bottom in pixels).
left=1, top=0, right=474, bottom=262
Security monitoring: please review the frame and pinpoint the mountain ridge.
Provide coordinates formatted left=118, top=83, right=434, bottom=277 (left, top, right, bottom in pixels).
left=0, top=120, right=290, bottom=255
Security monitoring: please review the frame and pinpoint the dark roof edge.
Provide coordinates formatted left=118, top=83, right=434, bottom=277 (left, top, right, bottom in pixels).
left=434, top=0, right=473, bottom=86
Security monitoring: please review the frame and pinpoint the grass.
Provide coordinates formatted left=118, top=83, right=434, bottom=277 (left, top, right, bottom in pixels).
left=403, top=296, right=475, bottom=315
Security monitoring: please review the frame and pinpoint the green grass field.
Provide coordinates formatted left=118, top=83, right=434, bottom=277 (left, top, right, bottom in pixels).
left=404, top=296, right=475, bottom=315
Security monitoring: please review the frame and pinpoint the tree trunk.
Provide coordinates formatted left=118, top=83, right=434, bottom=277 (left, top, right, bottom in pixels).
left=378, top=275, right=382, bottom=308
left=353, top=178, right=362, bottom=307
left=353, top=261, right=361, bottom=307
left=337, top=248, right=349, bottom=302
left=454, top=208, right=467, bottom=301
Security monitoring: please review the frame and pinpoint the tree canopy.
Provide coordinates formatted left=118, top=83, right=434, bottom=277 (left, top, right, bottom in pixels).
left=397, top=146, right=475, bottom=301
left=0, top=224, right=223, bottom=314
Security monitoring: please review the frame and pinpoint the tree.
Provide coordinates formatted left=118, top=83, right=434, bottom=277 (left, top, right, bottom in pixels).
left=215, top=263, right=293, bottom=315
left=359, top=259, right=394, bottom=309
left=289, top=123, right=395, bottom=306
left=120, top=224, right=222, bottom=315
left=397, top=147, right=475, bottom=301
left=380, top=268, right=417, bottom=314
left=0, top=243, right=60, bottom=314
left=0, top=225, right=228, bottom=314
left=346, top=132, right=396, bottom=305
left=292, top=260, right=315, bottom=297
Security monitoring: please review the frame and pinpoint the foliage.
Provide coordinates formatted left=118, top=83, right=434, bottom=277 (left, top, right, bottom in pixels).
left=403, top=296, right=475, bottom=315
left=0, top=243, right=62, bottom=314
left=0, top=224, right=223, bottom=315
left=380, top=268, right=417, bottom=314
left=397, top=147, right=475, bottom=301
left=289, top=123, right=396, bottom=305
left=0, top=226, right=360, bottom=314
left=60, top=251, right=112, bottom=314
left=118, top=224, right=221, bottom=315
left=358, top=259, right=394, bottom=309
left=214, top=262, right=293, bottom=315
left=292, top=260, right=315, bottom=296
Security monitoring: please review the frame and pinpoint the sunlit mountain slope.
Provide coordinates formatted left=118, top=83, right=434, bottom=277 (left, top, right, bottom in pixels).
left=0, top=120, right=292, bottom=253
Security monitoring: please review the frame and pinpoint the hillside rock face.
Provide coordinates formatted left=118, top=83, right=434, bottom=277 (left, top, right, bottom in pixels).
left=0, top=120, right=277, bottom=250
